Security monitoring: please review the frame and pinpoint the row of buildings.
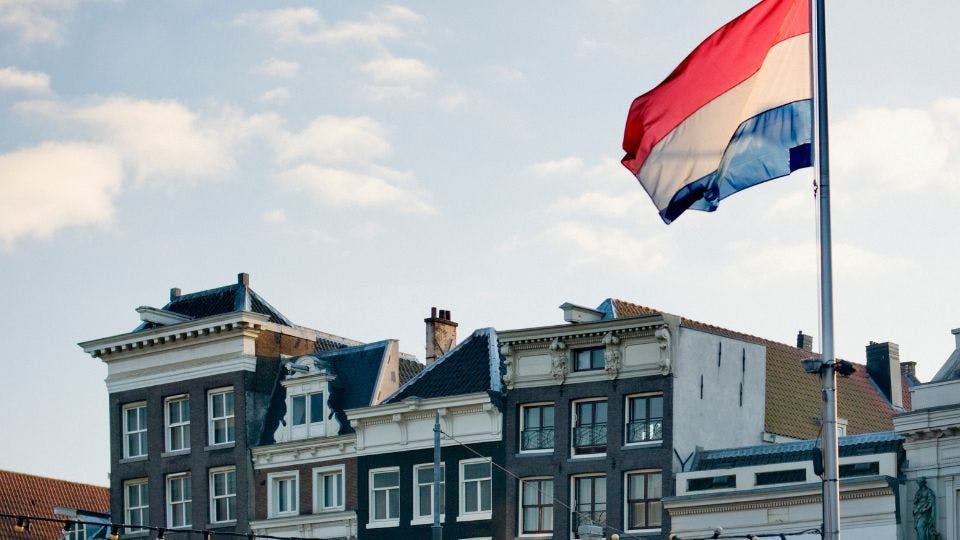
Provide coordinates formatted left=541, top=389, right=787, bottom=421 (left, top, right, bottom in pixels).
left=73, top=273, right=960, bottom=539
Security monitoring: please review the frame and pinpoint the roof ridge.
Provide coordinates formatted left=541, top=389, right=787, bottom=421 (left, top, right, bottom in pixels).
left=0, top=469, right=108, bottom=489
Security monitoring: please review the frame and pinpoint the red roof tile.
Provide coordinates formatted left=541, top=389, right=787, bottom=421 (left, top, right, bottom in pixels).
left=0, top=470, right=108, bottom=539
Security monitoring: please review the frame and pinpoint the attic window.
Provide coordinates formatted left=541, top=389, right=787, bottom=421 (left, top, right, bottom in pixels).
left=687, top=475, right=736, bottom=491
left=574, top=347, right=604, bottom=371
left=292, top=392, right=324, bottom=426
left=755, top=469, right=806, bottom=486
left=839, top=461, right=879, bottom=478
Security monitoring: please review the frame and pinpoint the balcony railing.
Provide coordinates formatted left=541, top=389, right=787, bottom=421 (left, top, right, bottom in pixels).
left=626, top=418, right=663, bottom=443
left=520, top=427, right=555, bottom=451
left=572, top=423, right=607, bottom=452
left=572, top=508, right=607, bottom=535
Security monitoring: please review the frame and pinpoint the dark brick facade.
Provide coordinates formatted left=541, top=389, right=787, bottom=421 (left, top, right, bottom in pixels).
left=252, top=457, right=358, bottom=520
left=357, top=441, right=506, bottom=540
left=503, top=375, right=673, bottom=540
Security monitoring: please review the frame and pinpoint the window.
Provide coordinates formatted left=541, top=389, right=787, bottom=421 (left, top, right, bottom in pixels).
left=459, top=458, right=492, bottom=519
left=755, top=469, right=806, bottom=486
left=166, top=473, right=192, bottom=528
left=413, top=463, right=445, bottom=524
left=314, top=465, right=345, bottom=512
left=268, top=472, right=299, bottom=517
left=572, top=475, right=606, bottom=536
left=839, top=461, right=880, bottom=478
left=520, top=403, right=554, bottom=452
left=572, top=399, right=607, bottom=455
left=520, top=478, right=553, bottom=536
left=124, top=479, right=149, bottom=531
left=625, top=394, right=663, bottom=444
left=63, top=521, right=86, bottom=540
left=687, top=475, right=735, bottom=491
left=209, top=468, right=237, bottom=523
left=122, top=402, right=147, bottom=458
left=292, top=392, right=324, bottom=425
left=165, top=395, right=190, bottom=452
left=208, top=388, right=235, bottom=445
left=574, top=347, right=605, bottom=371
left=625, top=471, right=661, bottom=531
left=369, top=468, right=400, bottom=527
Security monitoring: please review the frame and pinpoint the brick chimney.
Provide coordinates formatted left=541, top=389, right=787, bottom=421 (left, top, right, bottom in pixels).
left=866, top=341, right=903, bottom=408
left=170, top=287, right=182, bottom=302
left=796, top=330, right=813, bottom=352
left=900, top=361, right=917, bottom=381
left=425, top=307, right=458, bottom=364
left=238, top=272, right=250, bottom=287
left=953, top=328, right=960, bottom=349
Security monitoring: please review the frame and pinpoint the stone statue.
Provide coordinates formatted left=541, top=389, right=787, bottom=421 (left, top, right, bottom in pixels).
left=913, top=477, right=939, bottom=540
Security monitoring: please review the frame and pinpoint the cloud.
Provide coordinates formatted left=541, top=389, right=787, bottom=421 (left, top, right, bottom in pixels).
left=0, top=66, right=51, bottom=93
left=576, top=36, right=623, bottom=57
left=0, top=142, right=121, bottom=245
left=547, top=222, right=671, bottom=272
left=360, top=56, right=435, bottom=85
left=276, top=115, right=392, bottom=165
left=235, top=5, right=421, bottom=46
left=550, top=190, right=649, bottom=218
left=438, top=91, right=468, bottom=112
left=259, top=87, right=291, bottom=105
left=486, top=65, right=527, bottom=87
left=833, top=99, right=960, bottom=196
left=261, top=208, right=287, bottom=224
left=0, top=0, right=77, bottom=44
left=277, top=164, right=434, bottom=214
left=251, top=58, right=300, bottom=78
left=528, top=156, right=584, bottom=177
left=723, top=239, right=912, bottom=282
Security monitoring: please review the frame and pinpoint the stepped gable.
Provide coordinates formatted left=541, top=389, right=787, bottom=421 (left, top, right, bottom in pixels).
left=608, top=298, right=911, bottom=439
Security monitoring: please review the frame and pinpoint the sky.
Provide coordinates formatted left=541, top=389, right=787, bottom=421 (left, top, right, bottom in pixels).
left=1, top=0, right=958, bottom=487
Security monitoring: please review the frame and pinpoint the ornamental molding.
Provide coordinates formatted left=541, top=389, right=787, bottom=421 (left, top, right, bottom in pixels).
left=667, top=486, right=893, bottom=516
left=655, top=326, right=672, bottom=375
left=603, top=332, right=622, bottom=379
left=549, top=338, right=568, bottom=384
left=500, top=343, right=516, bottom=390
left=502, top=326, right=658, bottom=351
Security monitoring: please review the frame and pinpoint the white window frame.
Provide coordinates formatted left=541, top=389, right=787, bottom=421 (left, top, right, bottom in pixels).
left=63, top=520, right=86, bottom=540
left=458, top=458, right=492, bottom=521
left=123, top=478, right=149, bottom=531
left=571, top=398, right=608, bottom=458
left=207, top=387, right=235, bottom=446
left=165, top=394, right=191, bottom=453
left=267, top=471, right=299, bottom=518
left=290, top=391, right=325, bottom=426
left=313, top=465, right=345, bottom=513
left=624, top=393, right=664, bottom=447
left=518, top=477, right=553, bottom=537
left=209, top=467, right=237, bottom=524
left=411, top=463, right=445, bottom=525
left=367, top=467, right=400, bottom=528
left=165, top=472, right=192, bottom=529
left=519, top=402, right=555, bottom=454
left=623, top=469, right=662, bottom=533
left=122, top=402, right=147, bottom=459
left=571, top=474, right=607, bottom=538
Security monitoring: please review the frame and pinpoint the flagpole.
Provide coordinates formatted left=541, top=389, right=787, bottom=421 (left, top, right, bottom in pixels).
left=810, top=0, right=840, bottom=538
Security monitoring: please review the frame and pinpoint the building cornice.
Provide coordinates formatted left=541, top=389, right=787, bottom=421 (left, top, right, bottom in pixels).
left=498, top=314, right=665, bottom=346
left=252, top=434, right=357, bottom=469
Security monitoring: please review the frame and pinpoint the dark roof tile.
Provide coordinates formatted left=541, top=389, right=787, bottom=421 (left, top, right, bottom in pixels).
left=386, top=329, right=500, bottom=403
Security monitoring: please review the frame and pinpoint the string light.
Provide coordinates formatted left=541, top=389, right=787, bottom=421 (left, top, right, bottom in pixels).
left=62, top=520, right=73, bottom=534
left=109, top=524, right=121, bottom=540
left=156, top=528, right=166, bottom=539
left=14, top=516, right=29, bottom=532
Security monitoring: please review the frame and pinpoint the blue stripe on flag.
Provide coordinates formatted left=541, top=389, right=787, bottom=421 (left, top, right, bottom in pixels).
left=661, top=99, right=813, bottom=223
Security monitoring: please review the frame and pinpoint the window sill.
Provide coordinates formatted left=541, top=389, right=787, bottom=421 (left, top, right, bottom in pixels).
left=410, top=516, right=446, bottom=526
left=518, top=449, right=554, bottom=456
left=268, top=511, right=299, bottom=519
left=122, top=531, right=149, bottom=538
left=624, top=528, right=662, bottom=536
left=204, top=442, right=236, bottom=452
left=366, top=520, right=399, bottom=529
left=569, top=453, right=606, bottom=460
left=315, top=506, right=346, bottom=513
left=208, top=520, right=237, bottom=528
left=119, top=456, right=148, bottom=464
left=161, top=449, right=191, bottom=458
left=517, top=534, right=553, bottom=539
left=456, top=512, right=492, bottom=522
left=622, top=440, right=662, bottom=449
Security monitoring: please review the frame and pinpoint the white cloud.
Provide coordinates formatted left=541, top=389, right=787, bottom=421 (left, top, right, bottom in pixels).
left=251, top=58, right=300, bottom=78
left=723, top=239, right=912, bottom=282
left=528, top=156, right=584, bottom=177
left=0, top=0, right=77, bottom=44
left=833, top=99, right=960, bottom=196
left=0, top=66, right=51, bottom=93
left=276, top=115, right=392, bottom=165
left=277, top=164, right=434, bottom=214
left=261, top=208, right=287, bottom=224
left=361, top=56, right=435, bottom=85
left=235, top=5, right=421, bottom=46
left=547, top=221, right=671, bottom=272
left=486, top=65, right=527, bottom=87
left=0, top=142, right=121, bottom=245
left=438, top=91, right=468, bottom=112
left=259, top=87, right=291, bottom=104
left=550, top=190, right=649, bottom=217
left=576, top=36, right=623, bottom=57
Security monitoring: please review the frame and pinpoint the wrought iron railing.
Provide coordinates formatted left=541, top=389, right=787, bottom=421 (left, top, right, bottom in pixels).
left=520, top=427, right=555, bottom=451
left=572, top=508, right=607, bottom=534
left=626, top=418, right=663, bottom=443
left=572, top=423, right=607, bottom=450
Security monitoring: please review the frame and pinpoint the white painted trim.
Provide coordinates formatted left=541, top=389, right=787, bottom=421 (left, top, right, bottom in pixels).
left=267, top=470, right=300, bottom=518
left=569, top=473, right=607, bottom=538
left=519, top=402, right=555, bottom=454
left=106, top=355, right=258, bottom=393
left=459, top=457, right=493, bottom=520
left=622, top=469, right=663, bottom=534
left=123, top=478, right=149, bottom=531
left=121, top=402, right=148, bottom=459
left=164, top=394, right=191, bottom=453
left=165, top=472, right=192, bottom=529
left=517, top=476, right=554, bottom=537
left=208, top=466, right=237, bottom=524
left=207, top=387, right=236, bottom=446
left=412, top=462, right=446, bottom=523
left=623, top=392, right=664, bottom=447
left=312, top=465, right=346, bottom=513
left=570, top=397, right=608, bottom=458
left=253, top=434, right=357, bottom=469
left=368, top=467, right=400, bottom=528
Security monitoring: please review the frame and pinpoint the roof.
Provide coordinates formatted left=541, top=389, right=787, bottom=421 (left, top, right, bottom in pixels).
left=322, top=340, right=393, bottom=411
left=607, top=299, right=911, bottom=439
left=385, top=328, right=502, bottom=403
left=0, top=470, right=108, bottom=539
left=134, top=278, right=292, bottom=332
left=399, top=357, right=425, bottom=385
left=692, top=431, right=903, bottom=470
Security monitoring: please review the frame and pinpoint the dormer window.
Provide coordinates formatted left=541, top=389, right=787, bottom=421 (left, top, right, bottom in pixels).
left=292, top=392, right=324, bottom=426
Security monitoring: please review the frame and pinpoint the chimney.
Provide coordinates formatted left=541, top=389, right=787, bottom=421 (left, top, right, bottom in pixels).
left=953, top=328, right=960, bottom=349
left=238, top=272, right=250, bottom=287
left=865, top=341, right=902, bottom=408
left=901, top=361, right=917, bottom=381
left=796, top=330, right=813, bottom=352
left=170, top=287, right=182, bottom=302
left=425, top=307, right=458, bottom=364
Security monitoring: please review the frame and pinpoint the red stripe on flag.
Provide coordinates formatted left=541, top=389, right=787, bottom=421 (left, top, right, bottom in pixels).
left=622, top=0, right=809, bottom=175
